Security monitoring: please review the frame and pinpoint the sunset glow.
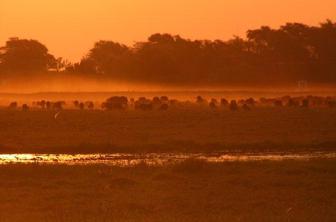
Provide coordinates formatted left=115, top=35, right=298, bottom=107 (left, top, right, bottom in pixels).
left=1, top=1, right=336, bottom=221
left=1, top=0, right=335, bottom=61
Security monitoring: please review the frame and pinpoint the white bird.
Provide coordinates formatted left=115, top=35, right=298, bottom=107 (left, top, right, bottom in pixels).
left=54, top=111, right=61, bottom=120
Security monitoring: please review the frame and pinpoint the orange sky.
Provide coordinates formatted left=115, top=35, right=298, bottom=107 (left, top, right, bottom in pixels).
left=1, top=0, right=335, bottom=62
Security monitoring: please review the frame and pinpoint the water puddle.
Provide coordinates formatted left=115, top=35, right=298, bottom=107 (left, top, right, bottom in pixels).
left=0, top=152, right=335, bottom=166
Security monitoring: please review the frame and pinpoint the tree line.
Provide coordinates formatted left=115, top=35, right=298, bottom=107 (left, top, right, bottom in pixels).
left=0, top=20, right=335, bottom=85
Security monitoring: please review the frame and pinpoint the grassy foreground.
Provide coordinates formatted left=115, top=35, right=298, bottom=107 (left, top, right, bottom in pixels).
left=0, top=159, right=335, bottom=221
left=0, top=107, right=336, bottom=153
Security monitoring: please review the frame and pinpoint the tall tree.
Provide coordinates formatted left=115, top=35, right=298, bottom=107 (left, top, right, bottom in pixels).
left=0, top=38, right=56, bottom=72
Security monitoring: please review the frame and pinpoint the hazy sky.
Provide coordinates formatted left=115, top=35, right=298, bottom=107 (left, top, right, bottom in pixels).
left=1, top=0, right=335, bottom=62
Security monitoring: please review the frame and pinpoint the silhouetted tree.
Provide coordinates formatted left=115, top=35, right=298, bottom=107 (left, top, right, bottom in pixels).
left=0, top=38, right=56, bottom=73
left=2, top=20, right=335, bottom=85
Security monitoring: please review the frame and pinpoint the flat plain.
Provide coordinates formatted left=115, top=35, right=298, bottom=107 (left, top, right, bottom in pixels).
left=1, top=95, right=336, bottom=222
left=0, top=107, right=335, bottom=153
left=0, top=160, right=335, bottom=222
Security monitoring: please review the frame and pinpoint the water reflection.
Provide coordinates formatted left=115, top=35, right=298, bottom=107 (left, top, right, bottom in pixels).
left=0, top=152, right=335, bottom=166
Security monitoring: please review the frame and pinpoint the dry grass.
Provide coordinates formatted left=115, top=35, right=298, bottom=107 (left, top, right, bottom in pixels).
left=0, top=160, right=335, bottom=221
left=0, top=107, right=336, bottom=153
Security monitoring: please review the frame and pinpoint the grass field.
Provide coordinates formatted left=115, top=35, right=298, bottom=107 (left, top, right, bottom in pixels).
left=0, top=107, right=335, bottom=153
left=1, top=94, right=336, bottom=221
left=0, top=159, right=335, bottom=222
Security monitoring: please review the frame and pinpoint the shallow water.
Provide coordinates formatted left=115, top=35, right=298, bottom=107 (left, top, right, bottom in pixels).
left=0, top=152, right=335, bottom=166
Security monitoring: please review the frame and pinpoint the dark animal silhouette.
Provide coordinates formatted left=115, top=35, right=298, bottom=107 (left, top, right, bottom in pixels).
left=8, top=102, right=18, bottom=110
left=242, top=104, right=251, bottom=111
left=22, top=104, right=29, bottom=112
left=135, top=97, right=153, bottom=111
left=229, top=100, right=238, bottom=111
left=85, top=101, right=94, bottom=110
left=209, top=99, right=218, bottom=109
left=220, top=98, right=229, bottom=106
left=102, top=96, right=128, bottom=110
left=159, top=103, right=169, bottom=111
left=196, top=96, right=207, bottom=105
